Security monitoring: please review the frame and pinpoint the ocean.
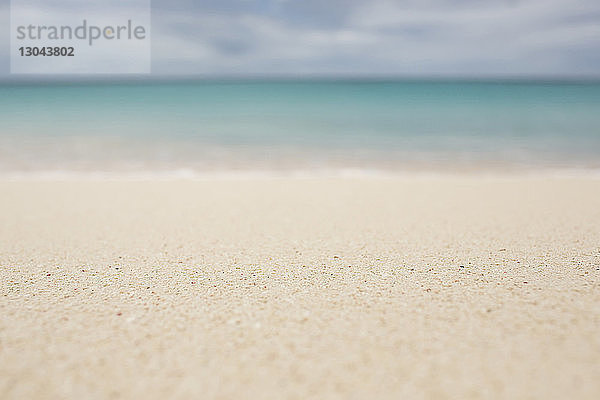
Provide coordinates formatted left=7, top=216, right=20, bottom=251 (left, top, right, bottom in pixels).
left=1, top=80, right=599, bottom=176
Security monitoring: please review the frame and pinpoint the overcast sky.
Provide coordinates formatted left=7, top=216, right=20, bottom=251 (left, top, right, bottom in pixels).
left=1, top=0, right=599, bottom=78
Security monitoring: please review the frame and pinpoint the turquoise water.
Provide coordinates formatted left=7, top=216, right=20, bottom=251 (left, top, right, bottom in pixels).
left=1, top=80, right=599, bottom=174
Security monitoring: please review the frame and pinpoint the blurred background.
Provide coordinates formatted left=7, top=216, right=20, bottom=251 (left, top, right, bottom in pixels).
left=0, top=0, right=599, bottom=176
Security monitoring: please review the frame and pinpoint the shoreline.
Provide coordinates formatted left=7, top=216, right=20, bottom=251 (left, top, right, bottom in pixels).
left=2, top=166, right=600, bottom=181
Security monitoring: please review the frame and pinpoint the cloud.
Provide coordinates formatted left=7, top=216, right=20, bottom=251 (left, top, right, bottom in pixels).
left=148, top=0, right=600, bottom=76
left=1, top=0, right=600, bottom=77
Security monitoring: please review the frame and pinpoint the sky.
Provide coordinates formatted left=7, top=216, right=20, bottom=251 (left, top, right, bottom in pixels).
left=1, top=0, right=599, bottom=78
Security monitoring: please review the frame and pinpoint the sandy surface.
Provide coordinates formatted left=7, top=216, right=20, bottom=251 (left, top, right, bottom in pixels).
left=1, top=176, right=599, bottom=399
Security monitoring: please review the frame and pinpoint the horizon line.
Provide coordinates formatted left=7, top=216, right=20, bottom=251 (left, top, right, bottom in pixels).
left=2, top=73, right=600, bottom=86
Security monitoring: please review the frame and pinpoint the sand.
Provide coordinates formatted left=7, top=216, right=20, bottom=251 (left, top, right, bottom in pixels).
left=1, top=175, right=599, bottom=399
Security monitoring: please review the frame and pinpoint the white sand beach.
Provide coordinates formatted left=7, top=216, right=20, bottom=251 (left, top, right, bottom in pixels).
left=1, top=175, right=599, bottom=399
